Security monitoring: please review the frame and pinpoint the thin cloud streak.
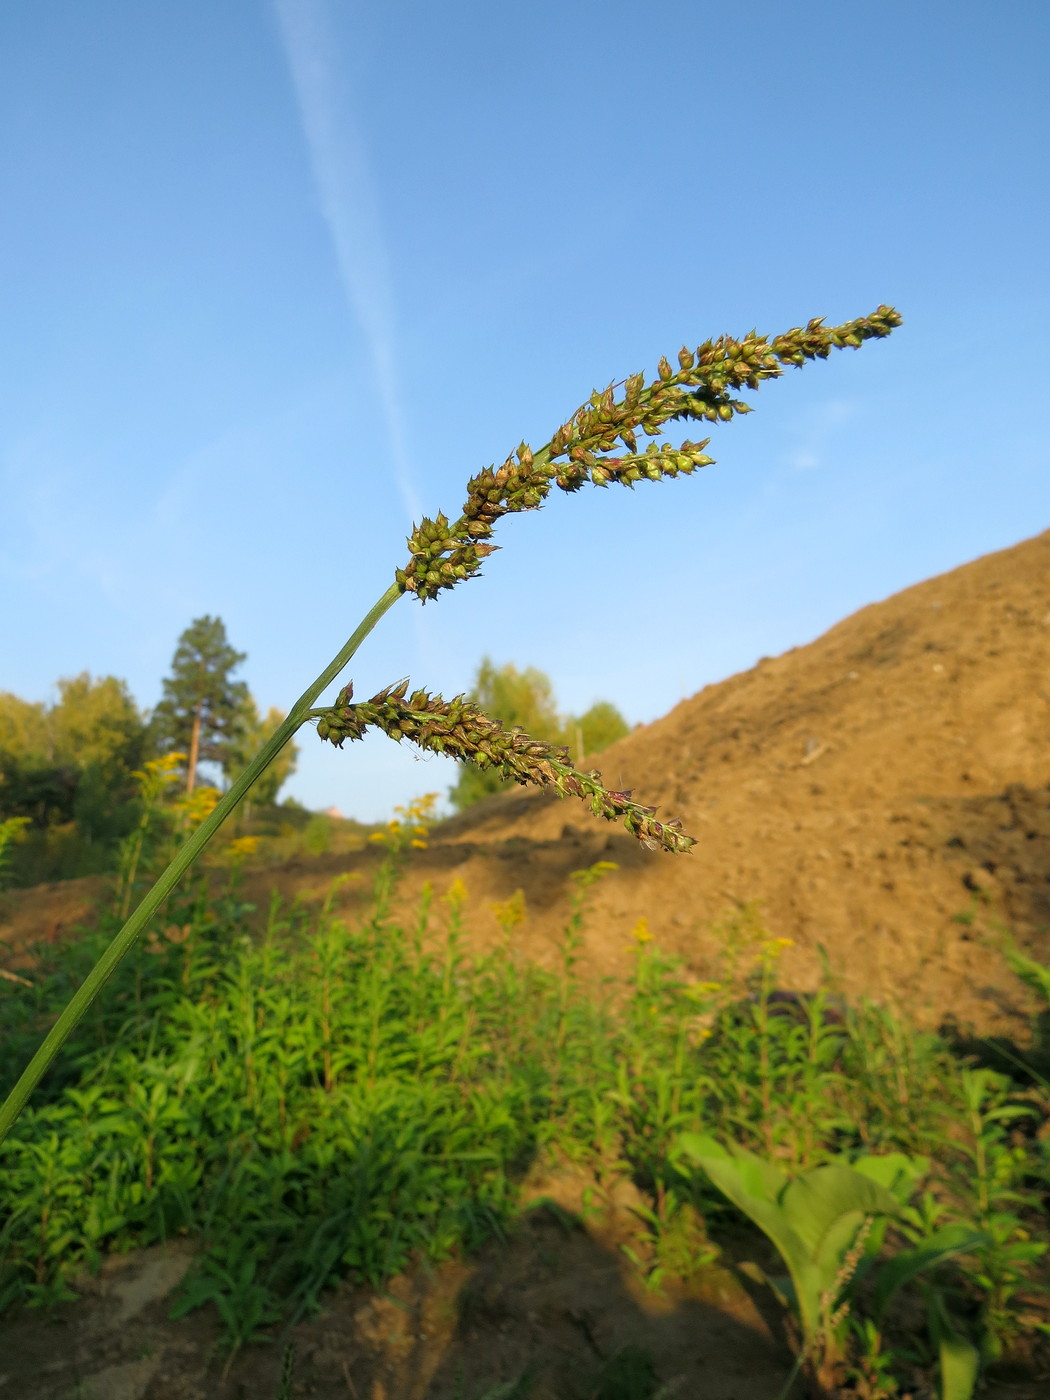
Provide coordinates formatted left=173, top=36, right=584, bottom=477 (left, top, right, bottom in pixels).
left=782, top=398, right=859, bottom=474
left=272, top=0, right=420, bottom=523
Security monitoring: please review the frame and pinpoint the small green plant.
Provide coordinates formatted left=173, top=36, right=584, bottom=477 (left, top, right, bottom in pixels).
left=951, top=1066, right=1047, bottom=1359
left=1002, top=940, right=1050, bottom=1006
left=0, top=816, right=30, bottom=892
left=673, top=1136, right=988, bottom=1398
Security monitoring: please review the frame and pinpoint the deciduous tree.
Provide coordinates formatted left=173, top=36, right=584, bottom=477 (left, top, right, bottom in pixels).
left=448, top=658, right=628, bottom=811
left=0, top=675, right=147, bottom=879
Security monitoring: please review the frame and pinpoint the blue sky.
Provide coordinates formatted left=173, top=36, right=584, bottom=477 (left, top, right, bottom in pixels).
left=2, top=1, right=1047, bottom=820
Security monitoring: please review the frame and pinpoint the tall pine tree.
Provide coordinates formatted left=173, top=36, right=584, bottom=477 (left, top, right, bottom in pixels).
left=153, top=616, right=249, bottom=792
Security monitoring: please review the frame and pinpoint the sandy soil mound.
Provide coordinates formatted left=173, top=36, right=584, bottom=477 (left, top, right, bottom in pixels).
left=5, top=531, right=1049, bottom=1035
left=286, top=527, right=1050, bottom=1037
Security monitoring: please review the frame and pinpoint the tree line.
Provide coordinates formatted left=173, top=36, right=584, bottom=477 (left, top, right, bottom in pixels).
left=0, top=617, right=296, bottom=887
left=1, top=620, right=630, bottom=887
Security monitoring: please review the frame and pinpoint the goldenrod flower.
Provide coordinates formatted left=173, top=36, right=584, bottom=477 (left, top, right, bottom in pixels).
left=225, top=836, right=261, bottom=863
left=491, top=888, right=527, bottom=934
left=444, top=877, right=469, bottom=907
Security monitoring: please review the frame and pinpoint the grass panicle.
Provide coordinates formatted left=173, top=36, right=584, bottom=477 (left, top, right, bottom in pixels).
left=397, top=308, right=902, bottom=601
left=312, top=680, right=693, bottom=853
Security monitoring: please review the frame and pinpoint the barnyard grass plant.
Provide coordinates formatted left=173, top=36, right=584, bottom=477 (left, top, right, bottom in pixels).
left=0, top=305, right=902, bottom=1145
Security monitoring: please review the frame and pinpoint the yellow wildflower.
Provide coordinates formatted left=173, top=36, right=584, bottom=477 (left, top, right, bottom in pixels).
left=225, top=836, right=261, bottom=864
left=491, top=888, right=527, bottom=934
left=370, top=793, right=440, bottom=852
left=759, top=936, right=795, bottom=962
left=444, top=876, right=469, bottom=906
left=173, top=786, right=221, bottom=833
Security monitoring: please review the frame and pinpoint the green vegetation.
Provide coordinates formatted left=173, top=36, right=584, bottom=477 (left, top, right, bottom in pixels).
left=0, top=618, right=299, bottom=888
left=0, top=819, right=1046, bottom=1392
left=674, top=1138, right=986, bottom=1397
left=0, top=673, right=148, bottom=884
left=448, top=657, right=630, bottom=811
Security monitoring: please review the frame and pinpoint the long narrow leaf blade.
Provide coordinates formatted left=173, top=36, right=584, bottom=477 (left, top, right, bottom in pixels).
left=872, top=1226, right=990, bottom=1321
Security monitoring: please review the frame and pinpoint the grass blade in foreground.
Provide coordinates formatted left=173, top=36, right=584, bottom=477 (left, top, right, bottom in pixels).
left=0, top=306, right=901, bottom=1146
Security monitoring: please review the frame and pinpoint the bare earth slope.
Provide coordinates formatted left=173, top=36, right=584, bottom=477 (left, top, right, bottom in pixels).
left=403, top=528, right=1050, bottom=1033
left=4, top=531, right=1049, bottom=1035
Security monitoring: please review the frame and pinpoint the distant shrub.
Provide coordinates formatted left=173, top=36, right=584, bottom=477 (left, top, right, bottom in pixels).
left=301, top=812, right=332, bottom=856
left=449, top=657, right=630, bottom=811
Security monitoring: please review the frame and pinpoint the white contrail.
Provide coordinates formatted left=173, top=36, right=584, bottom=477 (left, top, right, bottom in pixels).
left=271, top=0, right=421, bottom=523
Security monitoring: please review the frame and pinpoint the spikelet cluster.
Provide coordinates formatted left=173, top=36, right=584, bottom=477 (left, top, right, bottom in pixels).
left=395, top=306, right=901, bottom=601
left=312, top=682, right=694, bottom=855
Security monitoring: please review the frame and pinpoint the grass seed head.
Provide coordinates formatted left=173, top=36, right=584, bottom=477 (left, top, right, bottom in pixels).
left=396, top=306, right=901, bottom=602
left=311, top=685, right=696, bottom=855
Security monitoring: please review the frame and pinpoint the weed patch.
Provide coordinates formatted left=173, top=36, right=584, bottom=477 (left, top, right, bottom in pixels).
left=1, top=845, right=1048, bottom=1393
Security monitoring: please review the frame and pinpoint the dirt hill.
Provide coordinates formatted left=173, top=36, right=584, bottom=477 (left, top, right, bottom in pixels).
left=5, top=530, right=1050, bottom=1035
left=290, top=526, right=1050, bottom=1037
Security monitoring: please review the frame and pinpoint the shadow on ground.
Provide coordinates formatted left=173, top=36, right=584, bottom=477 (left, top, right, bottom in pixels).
left=0, top=1177, right=791, bottom=1400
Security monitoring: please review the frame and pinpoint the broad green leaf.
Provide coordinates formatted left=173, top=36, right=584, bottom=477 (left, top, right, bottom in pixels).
left=675, top=1135, right=900, bottom=1340
left=676, top=1135, right=822, bottom=1331
left=676, top=1133, right=787, bottom=1201
left=939, top=1334, right=979, bottom=1400
left=779, top=1165, right=899, bottom=1259
left=852, top=1152, right=929, bottom=1203
left=845, top=1156, right=926, bottom=1270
